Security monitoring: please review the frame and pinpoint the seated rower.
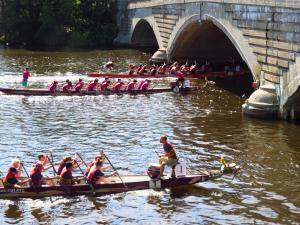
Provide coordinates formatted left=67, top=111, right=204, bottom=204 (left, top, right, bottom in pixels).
left=62, top=79, right=72, bottom=93
left=150, top=65, right=157, bottom=75
left=32, top=154, right=52, bottom=172
left=59, top=161, right=83, bottom=185
left=30, top=163, right=44, bottom=188
left=128, top=65, right=135, bottom=75
left=3, top=167, right=29, bottom=188
left=74, top=78, right=84, bottom=92
left=126, top=79, right=137, bottom=92
left=87, top=158, right=116, bottom=185
left=139, top=79, right=151, bottom=91
left=10, top=159, right=22, bottom=178
left=105, top=60, right=114, bottom=70
left=57, top=156, right=72, bottom=175
left=85, top=151, right=106, bottom=176
left=87, top=79, right=99, bottom=91
left=157, top=135, right=178, bottom=179
left=158, top=62, right=167, bottom=74
left=112, top=79, right=123, bottom=92
left=100, top=78, right=111, bottom=91
left=137, top=64, right=147, bottom=75
left=48, top=81, right=58, bottom=93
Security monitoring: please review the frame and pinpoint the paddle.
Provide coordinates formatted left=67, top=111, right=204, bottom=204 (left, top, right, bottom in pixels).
left=103, top=153, right=128, bottom=189
left=21, top=162, right=29, bottom=178
left=75, top=152, right=88, bottom=168
left=46, top=154, right=57, bottom=176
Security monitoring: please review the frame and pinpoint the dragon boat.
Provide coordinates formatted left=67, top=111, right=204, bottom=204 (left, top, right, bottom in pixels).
left=0, top=163, right=240, bottom=198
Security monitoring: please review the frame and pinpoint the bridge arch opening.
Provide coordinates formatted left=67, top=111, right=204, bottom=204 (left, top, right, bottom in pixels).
left=170, top=20, right=254, bottom=96
left=131, top=19, right=159, bottom=50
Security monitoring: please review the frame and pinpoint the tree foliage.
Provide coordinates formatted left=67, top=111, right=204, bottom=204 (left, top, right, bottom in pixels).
left=0, top=0, right=118, bottom=48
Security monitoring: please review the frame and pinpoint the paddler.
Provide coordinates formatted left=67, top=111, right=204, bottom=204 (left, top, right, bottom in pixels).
left=158, top=62, right=167, bottom=74
left=74, top=78, right=84, bottom=92
left=3, top=167, right=24, bottom=188
left=85, top=152, right=106, bottom=176
left=32, top=154, right=49, bottom=169
left=189, top=61, right=198, bottom=74
left=59, top=161, right=84, bottom=185
left=100, top=78, right=111, bottom=91
left=10, top=159, right=23, bottom=178
left=128, top=65, right=135, bottom=75
left=87, top=78, right=99, bottom=91
left=48, top=81, right=58, bottom=93
left=87, top=158, right=116, bottom=185
left=126, top=79, right=137, bottom=92
left=157, top=135, right=178, bottom=179
left=139, top=79, right=151, bottom=91
left=22, top=67, right=30, bottom=87
left=29, top=163, right=45, bottom=188
left=170, top=62, right=179, bottom=74
left=150, top=65, right=157, bottom=75
left=105, top=60, right=114, bottom=70
left=112, top=79, right=123, bottom=92
left=137, top=64, right=147, bottom=75
left=62, top=79, right=73, bottom=93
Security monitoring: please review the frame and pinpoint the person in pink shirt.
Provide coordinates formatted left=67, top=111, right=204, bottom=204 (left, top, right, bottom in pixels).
left=48, top=81, right=58, bottom=93
left=100, top=78, right=111, bottom=91
left=22, top=68, right=30, bottom=87
left=74, top=79, right=84, bottom=92
left=87, top=79, right=99, bottom=91
left=140, top=79, right=151, bottom=91
left=126, top=79, right=137, bottom=91
left=62, top=80, right=73, bottom=93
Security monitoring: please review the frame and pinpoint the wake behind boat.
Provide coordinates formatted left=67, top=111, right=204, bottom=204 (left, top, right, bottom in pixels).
left=0, top=86, right=196, bottom=96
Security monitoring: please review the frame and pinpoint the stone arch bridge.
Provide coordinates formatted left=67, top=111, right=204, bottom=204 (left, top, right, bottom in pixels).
left=115, top=0, right=300, bottom=121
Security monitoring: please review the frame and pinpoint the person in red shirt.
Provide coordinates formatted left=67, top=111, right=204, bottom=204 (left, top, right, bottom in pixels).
left=22, top=68, right=30, bottom=87
left=100, top=78, right=111, bottom=91
left=74, top=79, right=84, bottom=92
left=48, top=81, right=58, bottom=93
left=126, top=79, right=137, bottom=92
left=87, top=79, right=99, bottom=91
left=62, top=80, right=73, bottom=93
left=30, top=163, right=44, bottom=188
left=140, top=79, right=151, bottom=91
left=112, top=80, right=124, bottom=92
left=158, top=62, right=167, bottom=74
left=87, top=158, right=116, bottom=185
left=137, top=65, right=147, bottom=75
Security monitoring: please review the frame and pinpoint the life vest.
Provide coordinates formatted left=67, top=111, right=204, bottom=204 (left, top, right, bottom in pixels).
left=126, top=81, right=135, bottom=91
left=158, top=65, right=166, bottom=74
left=62, top=83, right=71, bottom=92
left=87, top=167, right=104, bottom=184
left=59, top=167, right=73, bottom=185
left=139, top=66, right=146, bottom=74
left=150, top=68, right=157, bottom=75
left=190, top=65, right=196, bottom=73
left=138, top=80, right=146, bottom=90
left=48, top=83, right=57, bottom=92
left=140, top=81, right=149, bottom=91
left=75, top=81, right=84, bottom=91
left=128, top=69, right=134, bottom=75
left=87, top=82, right=97, bottom=91
left=113, top=82, right=122, bottom=91
left=163, top=142, right=177, bottom=159
left=101, top=81, right=110, bottom=91
left=176, top=71, right=185, bottom=79
left=57, top=162, right=66, bottom=175
left=3, top=171, right=18, bottom=188
left=85, top=161, right=95, bottom=176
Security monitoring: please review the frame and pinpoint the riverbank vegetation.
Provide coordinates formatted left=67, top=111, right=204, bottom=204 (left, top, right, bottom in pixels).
left=0, top=0, right=118, bottom=49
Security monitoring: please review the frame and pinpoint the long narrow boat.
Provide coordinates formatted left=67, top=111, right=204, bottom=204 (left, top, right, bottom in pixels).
left=0, top=164, right=240, bottom=198
left=88, top=71, right=249, bottom=79
left=0, top=87, right=196, bottom=96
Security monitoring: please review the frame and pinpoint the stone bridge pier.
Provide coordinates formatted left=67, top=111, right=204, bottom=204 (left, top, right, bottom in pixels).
left=115, top=0, right=300, bottom=121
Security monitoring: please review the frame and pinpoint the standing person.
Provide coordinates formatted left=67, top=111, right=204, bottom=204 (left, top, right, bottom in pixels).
left=175, top=70, right=185, bottom=88
left=22, top=68, right=30, bottom=87
left=105, top=60, right=114, bottom=70
left=157, top=135, right=178, bottom=179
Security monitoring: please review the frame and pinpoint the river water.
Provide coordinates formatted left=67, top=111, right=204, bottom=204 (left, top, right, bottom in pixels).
left=0, top=48, right=299, bottom=225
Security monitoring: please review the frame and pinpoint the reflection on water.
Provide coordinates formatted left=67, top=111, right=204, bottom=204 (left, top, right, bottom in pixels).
left=0, top=49, right=299, bottom=224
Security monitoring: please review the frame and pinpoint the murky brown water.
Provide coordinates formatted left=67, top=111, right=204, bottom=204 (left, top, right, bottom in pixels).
left=0, top=48, right=299, bottom=225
